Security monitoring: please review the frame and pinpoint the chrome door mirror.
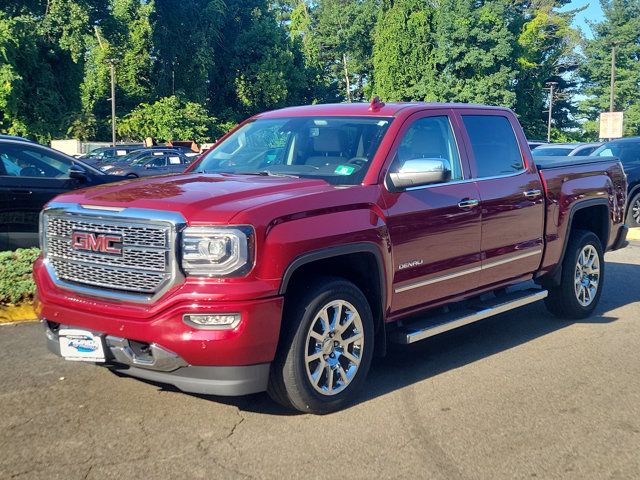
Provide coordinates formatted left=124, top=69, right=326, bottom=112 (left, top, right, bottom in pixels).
left=388, top=158, right=451, bottom=190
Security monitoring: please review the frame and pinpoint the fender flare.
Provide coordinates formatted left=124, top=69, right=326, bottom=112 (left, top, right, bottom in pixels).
left=541, top=198, right=610, bottom=286
left=279, top=242, right=388, bottom=356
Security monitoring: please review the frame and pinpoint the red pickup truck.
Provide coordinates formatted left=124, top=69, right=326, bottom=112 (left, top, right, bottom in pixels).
left=34, top=101, right=629, bottom=413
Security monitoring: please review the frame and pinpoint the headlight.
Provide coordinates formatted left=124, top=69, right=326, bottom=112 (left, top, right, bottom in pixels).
left=100, top=165, right=114, bottom=172
left=181, top=226, right=253, bottom=276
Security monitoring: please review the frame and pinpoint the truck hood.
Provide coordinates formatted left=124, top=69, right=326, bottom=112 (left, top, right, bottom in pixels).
left=54, top=173, right=342, bottom=224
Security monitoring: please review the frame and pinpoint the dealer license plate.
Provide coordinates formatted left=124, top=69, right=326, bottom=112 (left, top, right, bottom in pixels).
left=58, top=329, right=105, bottom=362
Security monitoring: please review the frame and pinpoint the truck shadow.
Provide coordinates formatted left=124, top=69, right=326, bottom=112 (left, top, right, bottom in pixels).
left=136, top=260, right=640, bottom=415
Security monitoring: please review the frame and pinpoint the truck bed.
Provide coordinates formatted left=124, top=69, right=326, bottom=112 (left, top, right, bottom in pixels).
left=535, top=155, right=627, bottom=275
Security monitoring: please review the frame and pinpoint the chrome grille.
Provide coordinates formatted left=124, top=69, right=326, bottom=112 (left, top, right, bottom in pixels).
left=44, top=212, right=173, bottom=296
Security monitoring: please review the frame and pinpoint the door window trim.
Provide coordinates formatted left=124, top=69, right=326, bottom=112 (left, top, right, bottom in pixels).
left=382, top=109, right=470, bottom=192
left=455, top=111, right=530, bottom=180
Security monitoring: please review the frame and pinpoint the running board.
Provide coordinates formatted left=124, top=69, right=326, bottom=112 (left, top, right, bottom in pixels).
left=390, top=289, right=548, bottom=344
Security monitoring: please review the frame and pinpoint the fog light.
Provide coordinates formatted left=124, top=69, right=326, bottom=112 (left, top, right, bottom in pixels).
left=183, top=313, right=241, bottom=330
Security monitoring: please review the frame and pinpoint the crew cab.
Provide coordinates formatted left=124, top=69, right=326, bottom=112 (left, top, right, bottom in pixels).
left=34, top=101, right=628, bottom=414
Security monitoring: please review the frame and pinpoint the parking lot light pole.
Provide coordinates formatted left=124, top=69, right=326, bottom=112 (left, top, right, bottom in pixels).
left=546, top=81, right=558, bottom=143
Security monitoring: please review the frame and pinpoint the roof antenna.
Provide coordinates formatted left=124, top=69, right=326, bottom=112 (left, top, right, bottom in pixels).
left=369, top=96, right=385, bottom=112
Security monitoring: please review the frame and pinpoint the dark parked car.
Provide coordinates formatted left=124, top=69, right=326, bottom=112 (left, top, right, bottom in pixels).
left=98, top=148, right=184, bottom=172
left=592, top=137, right=640, bottom=227
left=531, top=142, right=603, bottom=157
left=78, top=145, right=142, bottom=165
left=0, top=138, right=123, bottom=250
left=104, top=151, right=191, bottom=177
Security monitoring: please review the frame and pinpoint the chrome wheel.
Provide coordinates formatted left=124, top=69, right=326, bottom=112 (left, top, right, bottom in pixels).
left=574, top=245, right=600, bottom=307
left=632, top=197, right=640, bottom=226
left=304, top=300, right=364, bottom=396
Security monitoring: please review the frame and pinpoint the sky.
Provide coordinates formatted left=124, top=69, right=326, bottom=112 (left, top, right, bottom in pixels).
left=566, top=0, right=604, bottom=38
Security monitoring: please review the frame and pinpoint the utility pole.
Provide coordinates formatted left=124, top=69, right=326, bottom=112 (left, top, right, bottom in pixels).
left=110, top=61, right=116, bottom=147
left=609, top=45, right=616, bottom=112
left=546, top=81, right=558, bottom=143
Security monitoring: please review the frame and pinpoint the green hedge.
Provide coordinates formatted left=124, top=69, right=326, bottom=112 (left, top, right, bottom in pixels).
left=0, top=248, right=40, bottom=305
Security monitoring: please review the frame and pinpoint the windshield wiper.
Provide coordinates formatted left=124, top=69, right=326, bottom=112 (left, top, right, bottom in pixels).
left=229, top=170, right=299, bottom=178
left=193, top=170, right=299, bottom=178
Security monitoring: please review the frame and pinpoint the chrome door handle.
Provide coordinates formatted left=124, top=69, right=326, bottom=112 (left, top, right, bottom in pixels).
left=523, top=189, right=542, bottom=199
left=457, top=199, right=480, bottom=209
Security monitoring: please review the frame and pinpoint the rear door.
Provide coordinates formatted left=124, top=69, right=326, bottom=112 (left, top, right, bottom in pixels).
left=382, top=109, right=482, bottom=316
left=457, top=111, right=544, bottom=286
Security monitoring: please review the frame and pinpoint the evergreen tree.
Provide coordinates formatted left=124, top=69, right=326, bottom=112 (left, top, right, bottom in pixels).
left=579, top=0, right=640, bottom=137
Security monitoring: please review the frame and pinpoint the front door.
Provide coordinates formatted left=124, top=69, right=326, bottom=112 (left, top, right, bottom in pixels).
left=457, top=112, right=545, bottom=286
left=0, top=143, right=78, bottom=249
left=382, top=110, right=482, bottom=317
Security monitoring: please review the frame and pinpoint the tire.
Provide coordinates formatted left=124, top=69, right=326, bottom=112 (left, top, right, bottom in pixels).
left=268, top=277, right=374, bottom=414
left=545, top=230, right=604, bottom=319
left=126, top=173, right=139, bottom=178
left=627, top=192, right=640, bottom=228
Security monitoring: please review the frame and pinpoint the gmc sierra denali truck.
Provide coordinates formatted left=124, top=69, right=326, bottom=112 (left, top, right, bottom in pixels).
left=34, top=100, right=629, bottom=414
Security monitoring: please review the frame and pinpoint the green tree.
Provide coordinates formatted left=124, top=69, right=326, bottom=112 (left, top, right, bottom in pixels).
left=579, top=0, right=640, bottom=138
left=79, top=0, right=155, bottom=139
left=117, top=95, right=220, bottom=142
left=372, top=0, right=437, bottom=101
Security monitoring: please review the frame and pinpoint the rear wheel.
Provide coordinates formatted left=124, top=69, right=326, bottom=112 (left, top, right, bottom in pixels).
left=627, top=192, right=640, bottom=227
left=268, top=277, right=374, bottom=414
left=545, top=230, right=604, bottom=319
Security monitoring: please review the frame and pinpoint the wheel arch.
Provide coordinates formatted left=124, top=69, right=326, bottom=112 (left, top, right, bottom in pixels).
left=279, top=243, right=388, bottom=356
left=540, top=198, right=610, bottom=287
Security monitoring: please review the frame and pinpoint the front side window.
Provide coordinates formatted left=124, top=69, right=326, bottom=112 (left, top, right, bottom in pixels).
left=392, top=115, right=463, bottom=182
left=462, top=115, right=524, bottom=178
left=0, top=145, right=71, bottom=178
left=195, top=116, right=392, bottom=186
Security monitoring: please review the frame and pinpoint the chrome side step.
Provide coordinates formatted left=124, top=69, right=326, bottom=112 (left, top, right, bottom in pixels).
left=390, top=289, right=548, bottom=344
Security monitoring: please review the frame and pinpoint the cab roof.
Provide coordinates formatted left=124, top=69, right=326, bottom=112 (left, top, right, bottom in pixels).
left=255, top=102, right=512, bottom=119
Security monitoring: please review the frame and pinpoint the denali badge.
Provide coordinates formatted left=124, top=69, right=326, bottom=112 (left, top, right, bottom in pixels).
left=71, top=231, right=123, bottom=256
left=398, top=259, right=424, bottom=270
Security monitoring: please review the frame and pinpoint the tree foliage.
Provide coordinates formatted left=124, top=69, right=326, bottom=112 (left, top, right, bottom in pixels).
left=1, top=0, right=638, bottom=142
left=579, top=0, right=640, bottom=138
left=117, top=96, right=219, bottom=142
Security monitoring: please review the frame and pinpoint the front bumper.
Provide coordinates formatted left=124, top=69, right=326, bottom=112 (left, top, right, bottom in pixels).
left=45, top=322, right=270, bottom=396
left=34, top=257, right=284, bottom=396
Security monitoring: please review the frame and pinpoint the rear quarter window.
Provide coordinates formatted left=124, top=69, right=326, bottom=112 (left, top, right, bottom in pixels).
left=462, top=115, right=524, bottom=178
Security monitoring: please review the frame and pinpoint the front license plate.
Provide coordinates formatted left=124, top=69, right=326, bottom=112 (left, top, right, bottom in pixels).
left=59, top=329, right=105, bottom=362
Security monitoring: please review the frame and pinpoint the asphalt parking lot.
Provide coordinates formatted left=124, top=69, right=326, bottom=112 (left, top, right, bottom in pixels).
left=1, top=241, right=639, bottom=480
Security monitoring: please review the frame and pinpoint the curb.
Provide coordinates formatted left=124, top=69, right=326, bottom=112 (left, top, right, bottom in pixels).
left=628, top=228, right=640, bottom=241
left=0, top=304, right=38, bottom=324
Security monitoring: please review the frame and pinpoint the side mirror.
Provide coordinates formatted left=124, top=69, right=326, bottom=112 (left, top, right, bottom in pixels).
left=69, top=164, right=88, bottom=182
left=388, top=158, right=451, bottom=190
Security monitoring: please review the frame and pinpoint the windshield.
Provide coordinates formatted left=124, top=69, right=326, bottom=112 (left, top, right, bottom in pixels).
left=531, top=147, right=574, bottom=157
left=593, top=142, right=640, bottom=167
left=194, top=116, right=392, bottom=185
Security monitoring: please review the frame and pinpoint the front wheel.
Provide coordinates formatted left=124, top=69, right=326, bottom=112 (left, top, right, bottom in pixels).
left=627, top=192, right=640, bottom=227
left=268, top=277, right=374, bottom=414
left=545, top=230, right=604, bottom=319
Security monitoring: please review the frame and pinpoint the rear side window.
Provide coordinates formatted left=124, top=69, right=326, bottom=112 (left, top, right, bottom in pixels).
left=462, top=115, right=524, bottom=178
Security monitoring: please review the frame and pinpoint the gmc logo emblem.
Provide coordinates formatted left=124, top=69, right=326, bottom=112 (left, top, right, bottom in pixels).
left=71, top=231, right=123, bottom=256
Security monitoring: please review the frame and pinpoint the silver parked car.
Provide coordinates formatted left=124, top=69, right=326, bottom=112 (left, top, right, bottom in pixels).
left=531, top=142, right=603, bottom=157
